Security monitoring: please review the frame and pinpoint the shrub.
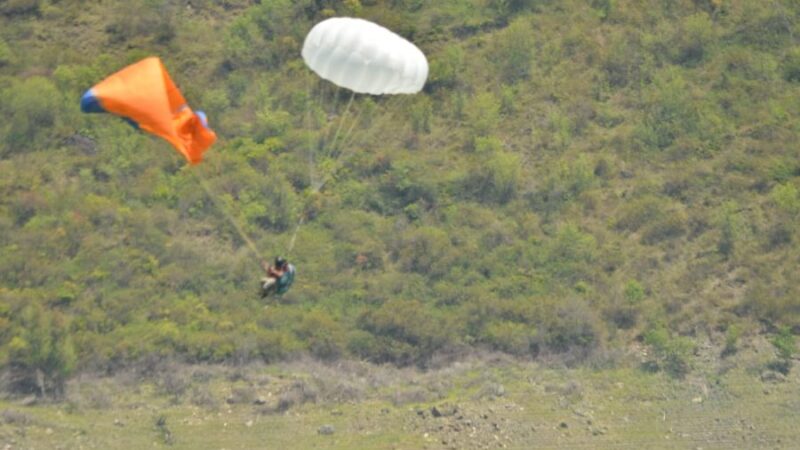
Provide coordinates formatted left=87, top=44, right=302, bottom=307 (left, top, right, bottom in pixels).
left=0, top=39, right=14, bottom=67
left=643, top=325, right=694, bottom=379
left=0, top=0, right=40, bottom=15
left=715, top=201, right=750, bottom=259
left=769, top=326, right=796, bottom=375
left=6, top=306, right=76, bottom=398
left=670, top=13, right=717, bottom=67
left=481, top=320, right=537, bottom=356
left=722, top=324, right=741, bottom=357
left=428, top=46, right=465, bottom=89
left=357, top=299, right=452, bottom=365
left=770, top=183, right=800, bottom=216
left=624, top=280, right=645, bottom=304
left=409, top=96, right=433, bottom=134
left=603, top=31, right=650, bottom=88
left=105, top=0, right=175, bottom=45
left=539, top=224, right=598, bottom=283
left=395, top=226, right=451, bottom=275
left=538, top=155, right=596, bottom=208
left=293, top=309, right=346, bottom=360
left=491, top=17, right=536, bottom=82
left=640, top=208, right=687, bottom=244
left=465, top=92, right=501, bottom=138
left=784, top=47, right=800, bottom=82
left=634, top=68, right=724, bottom=153
left=1, top=77, right=63, bottom=155
left=537, top=297, right=603, bottom=359
left=461, top=149, right=522, bottom=204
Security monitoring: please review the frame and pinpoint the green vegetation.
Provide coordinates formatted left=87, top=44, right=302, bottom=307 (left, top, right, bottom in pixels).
left=1, top=0, right=799, bottom=397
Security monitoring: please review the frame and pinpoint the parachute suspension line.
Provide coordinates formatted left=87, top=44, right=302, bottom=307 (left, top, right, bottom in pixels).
left=307, top=77, right=323, bottom=192
left=337, top=102, right=367, bottom=155
left=190, top=169, right=263, bottom=267
left=328, top=90, right=357, bottom=155
left=338, top=96, right=413, bottom=161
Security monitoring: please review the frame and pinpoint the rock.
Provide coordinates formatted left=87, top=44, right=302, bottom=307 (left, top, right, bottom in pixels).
left=559, top=422, right=568, bottom=429
left=760, top=370, right=786, bottom=383
left=431, top=404, right=457, bottom=418
left=254, top=396, right=267, bottom=405
left=114, top=419, right=124, bottom=427
left=318, top=424, right=335, bottom=435
left=245, top=420, right=254, bottom=427
left=63, top=134, right=97, bottom=155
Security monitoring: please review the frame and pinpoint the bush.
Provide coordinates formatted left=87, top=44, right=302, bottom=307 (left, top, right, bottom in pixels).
left=640, top=208, right=687, bottom=244
left=537, top=155, right=595, bottom=208
left=602, top=30, right=650, bottom=88
left=770, top=183, right=800, bottom=216
left=670, top=13, right=717, bottom=67
left=643, top=325, right=694, bottom=379
left=6, top=306, right=76, bottom=398
left=481, top=320, right=537, bottom=356
left=0, top=39, right=14, bottom=67
left=491, top=17, right=536, bottom=82
left=0, top=0, right=40, bottom=15
left=539, top=224, right=598, bottom=284
left=465, top=92, right=501, bottom=138
left=1, top=77, right=63, bottom=155
left=634, top=68, right=724, bottom=153
left=357, top=299, right=453, bottom=366
left=428, top=46, right=465, bottom=89
left=784, top=47, right=800, bottom=82
left=461, top=149, right=522, bottom=204
left=715, top=201, right=751, bottom=259
left=105, top=0, right=175, bottom=44
left=766, top=326, right=796, bottom=374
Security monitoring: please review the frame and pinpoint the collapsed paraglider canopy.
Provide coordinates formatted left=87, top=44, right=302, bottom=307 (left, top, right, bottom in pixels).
left=80, top=56, right=216, bottom=164
left=302, top=17, right=428, bottom=95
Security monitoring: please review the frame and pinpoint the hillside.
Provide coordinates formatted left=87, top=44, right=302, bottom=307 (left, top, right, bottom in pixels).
left=0, top=0, right=798, bottom=401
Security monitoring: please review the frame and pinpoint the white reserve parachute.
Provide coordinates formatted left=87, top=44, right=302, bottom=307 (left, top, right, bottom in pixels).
left=302, top=17, right=428, bottom=95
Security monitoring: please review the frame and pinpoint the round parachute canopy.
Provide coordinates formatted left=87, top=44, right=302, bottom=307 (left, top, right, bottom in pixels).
left=302, top=17, right=428, bottom=95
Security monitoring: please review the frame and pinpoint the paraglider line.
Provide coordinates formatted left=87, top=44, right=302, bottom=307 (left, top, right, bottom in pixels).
left=328, top=91, right=357, bottom=154
left=336, top=104, right=366, bottom=158
left=190, top=169, right=263, bottom=268
left=286, top=216, right=305, bottom=257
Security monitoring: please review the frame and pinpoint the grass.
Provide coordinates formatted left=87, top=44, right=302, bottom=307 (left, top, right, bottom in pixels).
left=1, top=343, right=797, bottom=449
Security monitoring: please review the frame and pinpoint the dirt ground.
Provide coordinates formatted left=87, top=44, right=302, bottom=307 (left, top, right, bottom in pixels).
left=0, top=340, right=797, bottom=449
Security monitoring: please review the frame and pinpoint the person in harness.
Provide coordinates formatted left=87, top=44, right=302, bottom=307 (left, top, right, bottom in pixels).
left=260, top=256, right=296, bottom=298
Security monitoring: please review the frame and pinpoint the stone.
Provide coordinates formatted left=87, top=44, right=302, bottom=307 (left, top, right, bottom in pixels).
left=318, top=424, right=335, bottom=435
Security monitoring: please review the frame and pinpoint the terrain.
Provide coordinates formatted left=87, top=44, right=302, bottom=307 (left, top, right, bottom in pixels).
left=0, top=0, right=799, bottom=448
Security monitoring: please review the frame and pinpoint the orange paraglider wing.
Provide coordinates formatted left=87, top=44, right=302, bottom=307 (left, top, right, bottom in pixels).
left=80, top=57, right=216, bottom=164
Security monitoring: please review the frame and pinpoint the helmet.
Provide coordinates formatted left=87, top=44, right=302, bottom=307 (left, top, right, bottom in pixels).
left=274, top=256, right=287, bottom=268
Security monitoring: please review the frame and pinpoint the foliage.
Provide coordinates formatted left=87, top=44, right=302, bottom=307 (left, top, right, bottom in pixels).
left=768, top=326, right=796, bottom=375
left=0, top=0, right=798, bottom=380
left=643, top=325, right=694, bottom=379
left=6, top=304, right=76, bottom=397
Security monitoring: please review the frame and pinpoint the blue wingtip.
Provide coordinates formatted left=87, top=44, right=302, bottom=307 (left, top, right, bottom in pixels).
left=80, top=89, right=104, bottom=113
left=196, top=110, right=209, bottom=128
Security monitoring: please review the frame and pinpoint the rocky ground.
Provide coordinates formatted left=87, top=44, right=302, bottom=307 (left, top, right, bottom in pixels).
left=0, top=339, right=797, bottom=449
